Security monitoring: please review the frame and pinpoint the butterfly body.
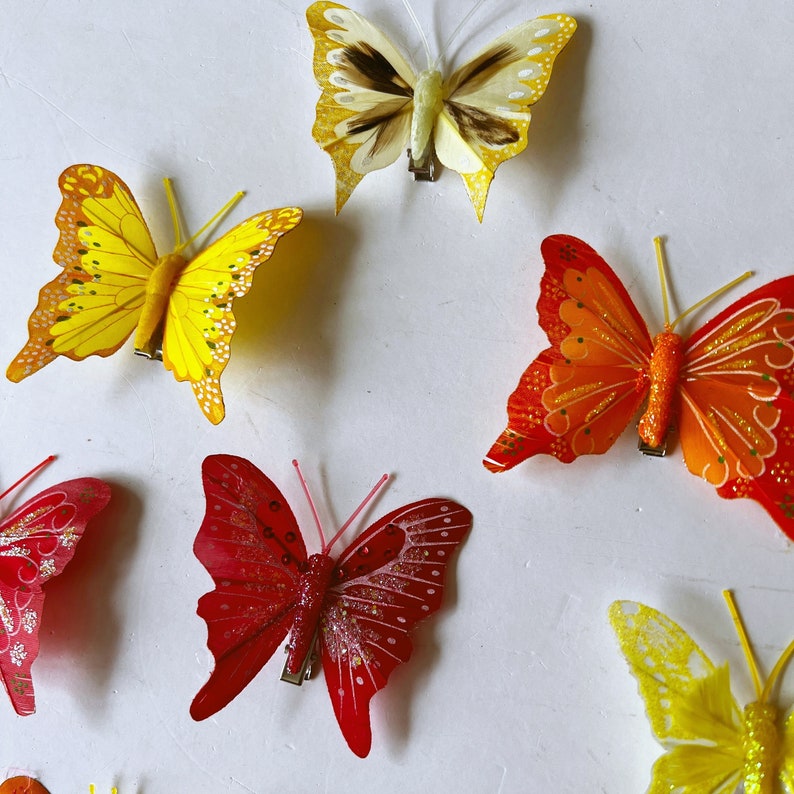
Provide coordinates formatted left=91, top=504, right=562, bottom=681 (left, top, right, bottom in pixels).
left=7, top=164, right=303, bottom=424
left=191, top=454, right=471, bottom=756
left=485, top=235, right=794, bottom=539
left=284, top=552, right=334, bottom=678
left=133, top=251, right=188, bottom=358
left=638, top=329, right=685, bottom=448
left=610, top=598, right=794, bottom=794
left=743, top=701, right=780, bottom=794
left=307, top=2, right=576, bottom=220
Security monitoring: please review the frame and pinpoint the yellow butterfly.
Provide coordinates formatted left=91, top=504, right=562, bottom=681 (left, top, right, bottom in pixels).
left=306, top=1, right=576, bottom=221
left=7, top=165, right=302, bottom=424
left=610, top=593, right=794, bottom=793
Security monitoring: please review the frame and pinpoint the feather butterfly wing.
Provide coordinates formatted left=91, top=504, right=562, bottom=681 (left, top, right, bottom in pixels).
left=485, top=234, right=794, bottom=540
left=609, top=601, right=746, bottom=793
left=484, top=234, right=654, bottom=470
left=7, top=165, right=303, bottom=424
left=306, top=2, right=576, bottom=220
left=162, top=207, right=303, bottom=424
left=7, top=164, right=157, bottom=381
left=436, top=15, right=576, bottom=220
left=307, top=1, right=417, bottom=213
left=676, top=279, right=794, bottom=531
left=190, top=455, right=307, bottom=721
left=320, top=498, right=472, bottom=757
left=0, top=477, right=110, bottom=715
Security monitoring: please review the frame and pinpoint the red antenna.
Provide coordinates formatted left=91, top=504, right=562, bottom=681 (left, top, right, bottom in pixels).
left=0, top=455, right=56, bottom=503
left=292, top=460, right=389, bottom=554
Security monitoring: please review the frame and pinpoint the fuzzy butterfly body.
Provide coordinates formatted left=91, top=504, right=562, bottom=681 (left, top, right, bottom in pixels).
left=0, top=476, right=110, bottom=715
left=7, top=164, right=303, bottom=424
left=306, top=2, right=576, bottom=221
left=610, top=598, right=794, bottom=794
left=484, top=234, right=794, bottom=539
left=190, top=454, right=471, bottom=757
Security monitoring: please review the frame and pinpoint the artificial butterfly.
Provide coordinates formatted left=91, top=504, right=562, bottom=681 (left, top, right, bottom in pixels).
left=0, top=456, right=110, bottom=715
left=7, top=164, right=303, bottom=424
left=484, top=234, right=794, bottom=539
left=190, top=454, right=471, bottom=757
left=610, top=593, right=794, bottom=793
left=306, top=1, right=576, bottom=221
left=0, top=779, right=51, bottom=794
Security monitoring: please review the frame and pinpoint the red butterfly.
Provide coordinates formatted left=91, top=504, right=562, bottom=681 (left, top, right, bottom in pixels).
left=484, top=234, right=794, bottom=538
left=190, top=454, right=472, bottom=757
left=0, top=457, right=110, bottom=715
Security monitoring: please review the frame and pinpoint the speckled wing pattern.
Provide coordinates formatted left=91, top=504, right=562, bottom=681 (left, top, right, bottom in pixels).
left=484, top=235, right=654, bottom=468
left=484, top=234, right=794, bottom=540
left=7, top=164, right=302, bottom=424
left=0, top=477, right=110, bottom=715
left=306, top=2, right=576, bottom=220
left=190, top=455, right=307, bottom=722
left=609, top=601, right=746, bottom=793
left=438, top=15, right=577, bottom=221
left=191, top=454, right=471, bottom=757
left=6, top=164, right=157, bottom=379
left=162, top=206, right=302, bottom=424
left=320, top=497, right=472, bottom=757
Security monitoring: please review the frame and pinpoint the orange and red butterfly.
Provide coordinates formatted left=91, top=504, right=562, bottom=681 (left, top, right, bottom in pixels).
left=484, top=234, right=794, bottom=539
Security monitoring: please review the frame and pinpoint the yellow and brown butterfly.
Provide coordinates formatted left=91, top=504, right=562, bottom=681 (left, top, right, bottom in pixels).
left=307, top=2, right=576, bottom=221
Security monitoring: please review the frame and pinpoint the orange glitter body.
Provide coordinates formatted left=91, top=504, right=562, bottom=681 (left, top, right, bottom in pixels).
left=638, top=329, right=684, bottom=448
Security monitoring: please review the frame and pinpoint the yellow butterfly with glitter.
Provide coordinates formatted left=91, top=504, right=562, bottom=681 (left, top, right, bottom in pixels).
left=610, top=592, right=794, bottom=794
left=7, top=164, right=302, bottom=424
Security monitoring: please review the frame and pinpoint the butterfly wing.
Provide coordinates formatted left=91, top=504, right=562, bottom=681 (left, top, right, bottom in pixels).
left=0, top=477, right=110, bottom=715
left=609, top=601, right=745, bottom=792
left=676, top=277, right=794, bottom=538
left=318, top=498, right=471, bottom=757
left=7, top=164, right=157, bottom=382
left=191, top=455, right=308, bottom=721
left=485, top=235, right=654, bottom=472
left=436, top=15, right=576, bottom=221
left=161, top=207, right=302, bottom=424
left=307, top=1, right=417, bottom=213
left=0, top=778, right=51, bottom=794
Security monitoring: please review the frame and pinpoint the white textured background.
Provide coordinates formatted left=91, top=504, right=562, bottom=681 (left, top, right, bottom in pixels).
left=1, top=0, right=793, bottom=791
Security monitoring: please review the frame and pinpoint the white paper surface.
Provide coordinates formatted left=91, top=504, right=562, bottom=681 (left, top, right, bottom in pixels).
left=1, top=0, right=793, bottom=791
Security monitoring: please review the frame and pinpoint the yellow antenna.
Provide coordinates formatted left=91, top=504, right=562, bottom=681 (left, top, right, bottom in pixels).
left=723, top=589, right=764, bottom=700
left=88, top=787, right=117, bottom=794
left=653, top=236, right=672, bottom=327
left=723, top=589, right=794, bottom=704
left=162, top=177, right=244, bottom=255
left=652, top=237, right=753, bottom=332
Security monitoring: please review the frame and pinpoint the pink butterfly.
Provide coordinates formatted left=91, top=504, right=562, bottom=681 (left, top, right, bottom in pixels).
left=190, top=454, right=472, bottom=757
left=0, top=457, right=110, bottom=714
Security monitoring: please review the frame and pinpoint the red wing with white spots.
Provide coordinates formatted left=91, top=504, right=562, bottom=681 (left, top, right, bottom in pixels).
left=320, top=499, right=472, bottom=757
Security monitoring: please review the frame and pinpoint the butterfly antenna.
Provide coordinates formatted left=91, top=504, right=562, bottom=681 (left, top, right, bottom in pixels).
left=165, top=178, right=245, bottom=255
left=653, top=236, right=672, bottom=328
left=325, top=474, right=389, bottom=553
left=0, top=455, right=56, bottom=503
left=438, top=0, right=488, bottom=68
left=163, top=177, right=184, bottom=248
left=670, top=270, right=754, bottom=331
left=761, top=636, right=794, bottom=703
left=401, top=0, right=433, bottom=68
left=292, top=459, right=326, bottom=549
left=723, top=590, right=764, bottom=700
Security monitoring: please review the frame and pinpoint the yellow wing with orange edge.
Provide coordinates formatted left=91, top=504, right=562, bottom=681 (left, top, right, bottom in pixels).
left=7, top=164, right=156, bottom=382
left=609, top=601, right=745, bottom=793
left=162, top=207, right=303, bottom=424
